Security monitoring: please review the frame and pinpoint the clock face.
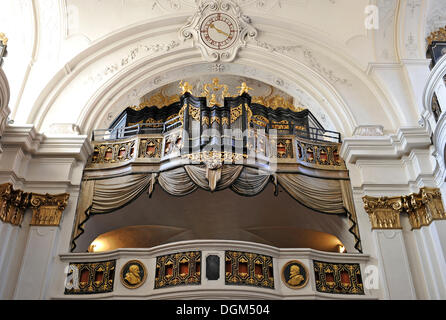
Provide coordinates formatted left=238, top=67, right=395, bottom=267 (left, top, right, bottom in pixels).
left=200, top=13, right=238, bottom=50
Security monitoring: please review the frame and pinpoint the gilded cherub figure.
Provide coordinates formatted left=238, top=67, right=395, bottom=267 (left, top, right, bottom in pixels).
left=179, top=81, right=193, bottom=95
left=237, top=82, right=253, bottom=95
left=209, top=93, right=220, bottom=106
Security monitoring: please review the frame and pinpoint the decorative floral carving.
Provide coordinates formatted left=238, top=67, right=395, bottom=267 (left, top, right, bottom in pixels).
left=255, top=41, right=351, bottom=86
left=353, top=125, right=384, bottom=136
left=209, top=63, right=225, bottom=72
left=86, top=40, right=180, bottom=85
left=255, top=40, right=302, bottom=54
left=303, top=49, right=351, bottom=86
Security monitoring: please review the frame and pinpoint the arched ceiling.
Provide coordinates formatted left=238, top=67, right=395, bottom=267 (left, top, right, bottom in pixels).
left=0, top=0, right=438, bottom=138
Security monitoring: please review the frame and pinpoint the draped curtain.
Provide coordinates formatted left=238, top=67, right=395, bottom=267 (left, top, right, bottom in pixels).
left=71, top=166, right=361, bottom=252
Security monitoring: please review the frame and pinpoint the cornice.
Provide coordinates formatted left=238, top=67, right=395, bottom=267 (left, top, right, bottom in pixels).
left=1, top=124, right=91, bottom=162
left=340, top=126, right=432, bottom=164
left=1, top=125, right=43, bottom=153
left=365, top=62, right=404, bottom=75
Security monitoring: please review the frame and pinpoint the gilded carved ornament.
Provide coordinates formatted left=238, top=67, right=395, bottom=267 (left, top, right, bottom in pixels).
left=427, top=26, right=446, bottom=46
left=129, top=78, right=306, bottom=113
left=404, top=187, right=446, bottom=230
left=0, top=33, right=7, bottom=46
left=362, top=196, right=403, bottom=230
left=0, top=183, right=70, bottom=227
left=179, top=81, right=193, bottom=95
left=363, top=188, right=446, bottom=230
left=30, top=193, right=70, bottom=226
left=251, top=95, right=305, bottom=113
left=0, top=183, right=30, bottom=226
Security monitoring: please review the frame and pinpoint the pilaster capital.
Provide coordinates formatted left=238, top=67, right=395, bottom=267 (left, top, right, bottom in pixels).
left=0, top=183, right=31, bottom=226
left=362, top=195, right=403, bottom=230
left=30, top=193, right=70, bottom=226
left=363, top=187, right=446, bottom=230
left=405, top=187, right=446, bottom=230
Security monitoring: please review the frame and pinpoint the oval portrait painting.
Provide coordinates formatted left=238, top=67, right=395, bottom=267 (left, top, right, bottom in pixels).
left=120, top=260, right=147, bottom=289
left=281, top=260, right=309, bottom=289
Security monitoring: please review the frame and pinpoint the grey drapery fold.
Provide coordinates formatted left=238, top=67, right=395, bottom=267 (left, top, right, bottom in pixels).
left=92, top=174, right=153, bottom=214
left=277, top=174, right=345, bottom=214
left=71, top=166, right=362, bottom=253
left=231, top=167, right=270, bottom=196
left=340, top=180, right=362, bottom=252
left=184, top=165, right=243, bottom=191
left=70, top=174, right=153, bottom=251
left=158, top=167, right=197, bottom=196
left=71, top=179, right=95, bottom=250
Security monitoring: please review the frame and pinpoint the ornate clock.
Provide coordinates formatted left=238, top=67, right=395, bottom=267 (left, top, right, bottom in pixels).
left=200, top=13, right=238, bottom=50
left=180, top=0, right=257, bottom=62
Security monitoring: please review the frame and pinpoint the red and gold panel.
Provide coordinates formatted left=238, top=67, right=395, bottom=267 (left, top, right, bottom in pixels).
left=64, top=260, right=115, bottom=295
left=155, top=251, right=201, bottom=289
left=313, top=260, right=364, bottom=295
left=225, top=251, right=274, bottom=289
left=138, top=138, right=162, bottom=158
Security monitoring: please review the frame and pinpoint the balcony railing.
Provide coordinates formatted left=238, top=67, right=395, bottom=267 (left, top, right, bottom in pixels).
left=93, top=118, right=341, bottom=144
left=92, top=116, right=182, bottom=141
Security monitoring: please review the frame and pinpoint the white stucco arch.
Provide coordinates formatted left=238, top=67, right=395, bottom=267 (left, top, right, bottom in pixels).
left=27, top=14, right=404, bottom=139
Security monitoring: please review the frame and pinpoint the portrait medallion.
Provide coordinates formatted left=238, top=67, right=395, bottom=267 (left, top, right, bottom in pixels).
left=281, top=260, right=309, bottom=289
left=120, top=260, right=147, bottom=289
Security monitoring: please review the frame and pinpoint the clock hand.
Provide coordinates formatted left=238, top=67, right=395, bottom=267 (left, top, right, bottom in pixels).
left=210, top=23, right=230, bottom=37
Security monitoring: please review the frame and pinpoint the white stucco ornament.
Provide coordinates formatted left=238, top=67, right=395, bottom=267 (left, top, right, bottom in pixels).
left=179, top=0, right=258, bottom=62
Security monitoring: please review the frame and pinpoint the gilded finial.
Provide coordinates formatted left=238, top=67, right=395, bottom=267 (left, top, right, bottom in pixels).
left=237, top=82, right=253, bottom=95
left=179, top=81, right=193, bottom=95
left=0, top=33, right=7, bottom=46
